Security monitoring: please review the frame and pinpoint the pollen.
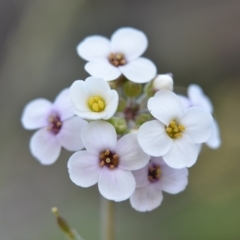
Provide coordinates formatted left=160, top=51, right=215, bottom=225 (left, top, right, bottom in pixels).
left=109, top=53, right=127, bottom=66
left=148, top=164, right=161, bottom=182
left=47, top=114, right=62, bottom=135
left=166, top=120, right=185, bottom=139
left=88, top=96, right=105, bottom=112
left=99, top=149, right=119, bottom=170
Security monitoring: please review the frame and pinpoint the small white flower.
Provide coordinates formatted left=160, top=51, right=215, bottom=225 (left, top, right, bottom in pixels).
left=21, top=89, right=87, bottom=165
left=138, top=90, right=213, bottom=168
left=77, top=27, right=157, bottom=83
left=68, top=121, right=150, bottom=202
left=130, top=157, right=188, bottom=212
left=178, top=84, right=221, bottom=149
left=152, top=74, right=174, bottom=91
left=70, top=77, right=119, bottom=120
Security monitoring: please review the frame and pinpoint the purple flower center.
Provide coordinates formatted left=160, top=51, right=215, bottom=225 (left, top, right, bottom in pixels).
left=48, top=114, right=62, bottom=134
left=99, top=149, right=119, bottom=170
left=108, top=53, right=127, bottom=66
left=148, top=164, right=161, bottom=183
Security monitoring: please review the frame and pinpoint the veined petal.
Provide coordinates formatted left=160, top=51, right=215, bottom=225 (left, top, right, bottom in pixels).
left=116, top=133, right=150, bottom=171
left=81, top=121, right=117, bottom=154
left=98, top=167, right=136, bottom=201
left=180, top=107, right=213, bottom=143
left=110, top=27, right=148, bottom=61
left=148, top=90, right=184, bottom=125
left=30, top=128, right=61, bottom=165
left=130, top=184, right=163, bottom=212
left=132, top=164, right=150, bottom=188
left=76, top=35, right=111, bottom=61
left=119, top=57, right=157, bottom=83
left=21, top=99, right=52, bottom=130
left=206, top=118, right=221, bottom=149
left=53, top=88, right=74, bottom=121
left=138, top=120, right=173, bottom=157
left=56, top=116, right=87, bottom=151
left=163, top=135, right=198, bottom=169
left=85, top=60, right=121, bottom=81
left=68, top=151, right=101, bottom=187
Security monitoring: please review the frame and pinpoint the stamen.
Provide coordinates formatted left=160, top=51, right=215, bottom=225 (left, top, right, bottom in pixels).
left=88, top=96, right=105, bottom=112
left=108, top=53, right=127, bottom=66
left=99, top=149, right=119, bottom=170
left=48, top=114, right=62, bottom=135
left=148, top=164, right=161, bottom=183
left=166, top=120, right=185, bottom=139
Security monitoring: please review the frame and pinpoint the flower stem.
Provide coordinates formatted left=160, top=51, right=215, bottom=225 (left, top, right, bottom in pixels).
left=100, top=197, right=114, bottom=240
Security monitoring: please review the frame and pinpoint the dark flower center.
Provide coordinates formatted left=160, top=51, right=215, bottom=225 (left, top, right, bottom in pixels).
left=108, top=53, right=127, bottom=67
left=99, top=149, right=119, bottom=170
left=148, top=164, right=161, bottom=182
left=48, top=114, right=62, bottom=134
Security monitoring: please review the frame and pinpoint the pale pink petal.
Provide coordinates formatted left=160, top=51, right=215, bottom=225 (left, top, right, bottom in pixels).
left=81, top=121, right=117, bottom=154
left=30, top=128, right=61, bottom=165
left=130, top=184, right=163, bottom=212
left=119, top=57, right=157, bottom=83
left=116, top=133, right=150, bottom=170
left=110, top=27, right=148, bottom=61
left=206, top=118, right=221, bottom=149
left=56, top=116, right=87, bottom=151
left=163, top=135, right=198, bottom=169
left=148, top=90, right=184, bottom=125
left=180, top=107, right=213, bottom=143
left=68, top=151, right=101, bottom=187
left=21, top=99, right=52, bottom=130
left=132, top=164, right=150, bottom=188
left=85, top=59, right=121, bottom=81
left=98, top=167, right=136, bottom=201
left=53, top=88, right=74, bottom=121
left=76, top=36, right=111, bottom=61
left=178, top=95, right=191, bottom=110
left=138, top=120, right=173, bottom=157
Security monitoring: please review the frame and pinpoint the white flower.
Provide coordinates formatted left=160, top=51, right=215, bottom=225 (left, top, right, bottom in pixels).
left=70, top=77, right=118, bottom=120
left=21, top=89, right=87, bottom=165
left=152, top=74, right=174, bottom=91
left=138, top=90, right=213, bottom=168
left=178, top=84, right=221, bottom=149
left=130, top=157, right=188, bottom=212
left=68, top=121, right=150, bottom=202
left=77, top=27, right=157, bottom=83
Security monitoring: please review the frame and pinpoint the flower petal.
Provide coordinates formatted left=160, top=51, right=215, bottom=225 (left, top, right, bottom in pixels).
left=81, top=121, right=117, bottom=154
left=177, top=95, right=191, bottom=110
left=30, top=128, right=61, bottom=165
left=53, top=88, right=74, bottom=121
left=68, top=151, right=101, bottom=187
left=163, top=135, right=198, bottom=168
left=130, top=184, right=163, bottom=212
left=103, top=90, right=119, bottom=120
left=148, top=90, right=184, bottom=125
left=76, top=36, right=111, bottom=61
left=119, top=57, right=157, bottom=83
left=21, top=99, right=52, bottom=130
left=85, top=59, right=121, bottom=81
left=116, top=133, right=150, bottom=170
left=206, top=118, right=221, bottom=149
left=111, top=27, right=148, bottom=61
left=180, top=107, right=213, bottom=143
left=98, top=167, right=136, bottom=201
left=56, top=116, right=87, bottom=151
left=138, top=120, right=173, bottom=157
left=132, top=164, right=150, bottom=188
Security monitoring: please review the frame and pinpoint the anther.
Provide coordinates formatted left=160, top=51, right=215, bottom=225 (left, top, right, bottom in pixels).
left=105, top=149, right=110, bottom=155
left=110, top=165, right=115, bottom=169
left=100, top=161, right=105, bottom=167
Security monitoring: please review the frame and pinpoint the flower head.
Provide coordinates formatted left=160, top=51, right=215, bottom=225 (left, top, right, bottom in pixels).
left=77, top=27, right=157, bottom=83
left=130, top=157, right=188, bottom=212
left=138, top=90, right=213, bottom=168
left=21, top=88, right=87, bottom=165
left=68, top=121, right=150, bottom=202
left=70, top=77, right=119, bottom=120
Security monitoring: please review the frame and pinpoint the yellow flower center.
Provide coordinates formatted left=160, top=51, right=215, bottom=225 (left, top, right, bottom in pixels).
left=108, top=53, right=127, bottom=66
left=166, top=120, right=185, bottom=139
left=88, top=96, right=105, bottom=112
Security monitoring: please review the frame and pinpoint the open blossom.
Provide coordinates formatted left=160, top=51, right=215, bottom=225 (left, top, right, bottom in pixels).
left=152, top=74, right=174, bottom=91
left=138, top=90, right=213, bottom=169
left=130, top=157, right=188, bottom=212
left=21, top=89, right=87, bottom=165
left=68, top=121, right=150, bottom=202
left=77, top=27, right=157, bottom=83
left=70, top=77, right=118, bottom=120
left=178, top=84, right=221, bottom=149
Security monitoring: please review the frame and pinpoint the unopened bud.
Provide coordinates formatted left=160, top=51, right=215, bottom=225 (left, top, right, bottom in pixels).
left=123, top=81, right=142, bottom=98
left=108, top=117, right=127, bottom=134
left=135, top=113, right=153, bottom=126
left=117, top=97, right=127, bottom=112
left=153, top=74, right=174, bottom=91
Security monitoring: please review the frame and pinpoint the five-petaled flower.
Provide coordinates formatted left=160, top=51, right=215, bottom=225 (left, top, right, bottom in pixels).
left=68, top=121, right=150, bottom=201
left=76, top=27, right=157, bottom=83
left=138, top=90, right=213, bottom=169
left=70, top=77, right=119, bottom=120
left=130, top=157, right=188, bottom=212
left=21, top=88, right=87, bottom=165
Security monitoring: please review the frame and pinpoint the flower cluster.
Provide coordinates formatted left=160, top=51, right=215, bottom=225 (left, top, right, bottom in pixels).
left=21, top=27, right=221, bottom=211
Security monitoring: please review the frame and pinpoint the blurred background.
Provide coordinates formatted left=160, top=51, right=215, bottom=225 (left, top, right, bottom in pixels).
left=0, top=0, right=240, bottom=239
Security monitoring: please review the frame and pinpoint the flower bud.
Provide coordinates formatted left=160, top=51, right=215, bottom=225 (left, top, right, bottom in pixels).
left=108, top=117, right=127, bottom=134
left=123, top=81, right=142, bottom=98
left=135, top=113, right=153, bottom=126
left=152, top=74, right=173, bottom=91
left=117, top=97, right=127, bottom=112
